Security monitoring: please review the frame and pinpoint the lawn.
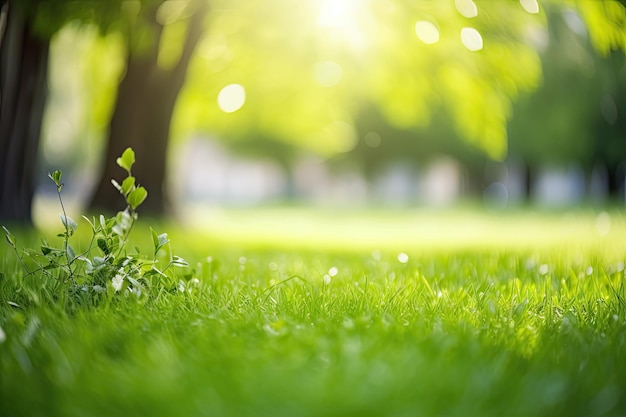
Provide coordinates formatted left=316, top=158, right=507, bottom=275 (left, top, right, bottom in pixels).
left=1, top=207, right=626, bottom=416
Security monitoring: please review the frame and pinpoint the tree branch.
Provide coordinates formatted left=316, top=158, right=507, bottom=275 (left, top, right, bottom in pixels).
left=173, top=0, right=208, bottom=80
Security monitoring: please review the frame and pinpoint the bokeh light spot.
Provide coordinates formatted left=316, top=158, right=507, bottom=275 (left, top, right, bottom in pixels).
left=217, top=84, right=246, bottom=113
left=520, top=0, right=540, bottom=14
left=364, top=131, right=382, bottom=148
left=415, top=21, right=440, bottom=45
left=397, top=253, right=409, bottom=263
left=461, top=27, right=483, bottom=51
left=455, top=0, right=478, bottom=18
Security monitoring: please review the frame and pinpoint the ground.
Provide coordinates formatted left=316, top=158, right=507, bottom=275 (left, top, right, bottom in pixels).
left=1, top=207, right=625, bottom=416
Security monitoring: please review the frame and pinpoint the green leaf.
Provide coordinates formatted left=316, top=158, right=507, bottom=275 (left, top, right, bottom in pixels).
left=158, top=233, right=169, bottom=249
left=116, top=148, right=135, bottom=173
left=151, top=228, right=169, bottom=255
left=151, top=228, right=158, bottom=249
left=66, top=244, right=76, bottom=260
left=142, top=269, right=162, bottom=278
left=82, top=215, right=96, bottom=232
left=41, top=246, right=52, bottom=256
left=113, top=210, right=132, bottom=236
left=59, top=213, right=78, bottom=234
left=172, top=256, right=189, bottom=267
left=116, top=210, right=132, bottom=229
left=97, top=238, right=109, bottom=254
left=43, top=263, right=58, bottom=270
left=127, top=186, right=148, bottom=210
left=121, top=176, right=136, bottom=196
left=48, top=170, right=63, bottom=188
left=3, top=226, right=16, bottom=248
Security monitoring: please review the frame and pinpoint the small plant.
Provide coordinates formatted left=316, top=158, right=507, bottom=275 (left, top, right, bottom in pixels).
left=3, top=147, right=189, bottom=300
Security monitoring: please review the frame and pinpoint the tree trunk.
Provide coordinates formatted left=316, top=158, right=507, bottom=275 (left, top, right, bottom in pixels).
left=89, top=3, right=207, bottom=216
left=606, top=163, right=624, bottom=201
left=523, top=162, right=536, bottom=201
left=0, top=1, right=50, bottom=224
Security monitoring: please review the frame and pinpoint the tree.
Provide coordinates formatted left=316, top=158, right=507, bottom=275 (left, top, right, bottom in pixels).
left=89, top=1, right=207, bottom=215
left=508, top=2, right=626, bottom=199
left=0, top=0, right=206, bottom=222
left=590, top=51, right=626, bottom=198
left=507, top=5, right=596, bottom=196
left=3, top=0, right=626, bottom=223
left=91, top=0, right=626, bottom=212
left=0, top=0, right=142, bottom=223
left=0, top=1, right=50, bottom=223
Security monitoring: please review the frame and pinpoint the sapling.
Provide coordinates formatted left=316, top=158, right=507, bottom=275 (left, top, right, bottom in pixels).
left=3, top=147, right=188, bottom=301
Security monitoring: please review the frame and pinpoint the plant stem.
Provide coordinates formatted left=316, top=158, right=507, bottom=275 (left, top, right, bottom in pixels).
left=56, top=185, right=75, bottom=285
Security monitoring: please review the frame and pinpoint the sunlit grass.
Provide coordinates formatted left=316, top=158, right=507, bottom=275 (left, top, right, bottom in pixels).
left=176, top=205, right=626, bottom=255
left=3, top=206, right=626, bottom=416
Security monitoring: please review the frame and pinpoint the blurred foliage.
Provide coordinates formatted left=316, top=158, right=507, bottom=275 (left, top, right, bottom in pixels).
left=508, top=3, right=626, bottom=173
left=22, top=0, right=164, bottom=38
left=576, top=0, right=626, bottom=54
left=36, top=0, right=626, bottom=168
left=176, top=0, right=544, bottom=160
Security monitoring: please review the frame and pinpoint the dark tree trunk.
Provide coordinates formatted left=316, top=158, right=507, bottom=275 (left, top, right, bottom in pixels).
left=89, top=3, right=207, bottom=216
left=0, top=1, right=50, bottom=224
left=523, top=163, right=536, bottom=201
left=606, top=163, right=624, bottom=200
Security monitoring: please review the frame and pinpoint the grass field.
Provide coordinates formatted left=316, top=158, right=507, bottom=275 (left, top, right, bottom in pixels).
left=2, top=207, right=626, bottom=416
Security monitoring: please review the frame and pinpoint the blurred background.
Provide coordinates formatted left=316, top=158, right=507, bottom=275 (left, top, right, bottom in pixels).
left=2, top=0, right=626, bottom=226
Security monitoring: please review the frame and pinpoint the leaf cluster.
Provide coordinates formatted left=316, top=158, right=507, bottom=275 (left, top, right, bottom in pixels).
left=3, top=148, right=189, bottom=303
left=17, top=0, right=165, bottom=38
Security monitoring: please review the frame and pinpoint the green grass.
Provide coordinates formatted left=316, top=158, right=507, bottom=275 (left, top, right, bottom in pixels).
left=2, top=207, right=626, bottom=416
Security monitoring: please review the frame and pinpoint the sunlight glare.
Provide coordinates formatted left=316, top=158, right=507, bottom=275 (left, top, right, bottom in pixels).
left=415, top=21, right=440, bottom=45
left=217, top=84, right=246, bottom=113
left=461, top=27, right=483, bottom=51
left=318, top=0, right=350, bottom=28
left=317, top=0, right=368, bottom=50
left=313, top=61, right=343, bottom=87
left=596, top=212, right=611, bottom=236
